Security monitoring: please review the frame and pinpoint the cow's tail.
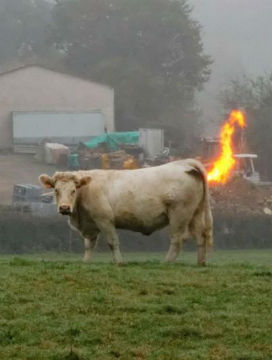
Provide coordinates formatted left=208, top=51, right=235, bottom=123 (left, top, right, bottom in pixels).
left=185, top=159, right=213, bottom=248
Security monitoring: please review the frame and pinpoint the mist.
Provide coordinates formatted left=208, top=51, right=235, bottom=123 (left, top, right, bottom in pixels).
left=0, top=0, right=272, bottom=254
left=191, top=0, right=272, bottom=126
left=0, top=3, right=272, bottom=358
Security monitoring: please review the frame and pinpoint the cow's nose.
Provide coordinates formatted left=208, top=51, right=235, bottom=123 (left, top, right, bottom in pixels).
left=59, top=205, right=71, bottom=215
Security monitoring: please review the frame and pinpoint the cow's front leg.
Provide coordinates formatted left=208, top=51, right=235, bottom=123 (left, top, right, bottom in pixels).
left=107, top=229, right=123, bottom=264
left=83, top=235, right=98, bottom=262
left=101, top=226, right=123, bottom=264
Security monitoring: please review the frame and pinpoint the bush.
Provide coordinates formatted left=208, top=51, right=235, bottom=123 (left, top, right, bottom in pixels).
left=0, top=206, right=271, bottom=254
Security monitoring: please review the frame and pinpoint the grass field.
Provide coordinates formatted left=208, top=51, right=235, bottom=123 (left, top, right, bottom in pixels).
left=0, top=250, right=272, bottom=359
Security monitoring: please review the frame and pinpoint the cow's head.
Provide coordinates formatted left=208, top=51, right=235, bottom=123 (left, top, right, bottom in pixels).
left=39, top=172, right=92, bottom=215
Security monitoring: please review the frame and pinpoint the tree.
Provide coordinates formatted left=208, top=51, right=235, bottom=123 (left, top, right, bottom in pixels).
left=50, top=0, right=211, bottom=149
left=0, top=0, right=53, bottom=67
left=220, top=74, right=272, bottom=179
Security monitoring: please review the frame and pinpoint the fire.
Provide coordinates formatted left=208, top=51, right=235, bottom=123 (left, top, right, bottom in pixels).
left=207, top=110, right=246, bottom=184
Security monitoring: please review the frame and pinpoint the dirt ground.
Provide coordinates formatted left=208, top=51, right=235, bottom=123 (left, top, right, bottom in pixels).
left=210, top=176, right=272, bottom=216
left=0, top=152, right=55, bottom=204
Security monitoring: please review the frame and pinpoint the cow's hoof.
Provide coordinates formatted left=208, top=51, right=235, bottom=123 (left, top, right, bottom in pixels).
left=113, top=254, right=123, bottom=265
left=116, top=262, right=125, bottom=267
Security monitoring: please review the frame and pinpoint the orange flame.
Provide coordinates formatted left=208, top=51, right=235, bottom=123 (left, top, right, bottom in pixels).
left=207, top=110, right=246, bottom=184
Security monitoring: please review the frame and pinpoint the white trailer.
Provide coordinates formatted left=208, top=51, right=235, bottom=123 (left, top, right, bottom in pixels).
left=12, top=111, right=105, bottom=153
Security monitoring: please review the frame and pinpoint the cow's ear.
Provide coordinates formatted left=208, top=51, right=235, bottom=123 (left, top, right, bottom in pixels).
left=77, top=176, right=92, bottom=188
left=39, top=174, right=54, bottom=189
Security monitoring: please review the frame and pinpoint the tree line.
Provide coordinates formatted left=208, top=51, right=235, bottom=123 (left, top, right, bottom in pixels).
left=0, top=0, right=211, bottom=151
left=1, top=0, right=271, bottom=177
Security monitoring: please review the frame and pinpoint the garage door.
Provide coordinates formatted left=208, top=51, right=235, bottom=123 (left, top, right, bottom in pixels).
left=13, top=111, right=105, bottom=148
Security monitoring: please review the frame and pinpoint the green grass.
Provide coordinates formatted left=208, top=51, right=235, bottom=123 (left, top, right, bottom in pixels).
left=0, top=250, right=272, bottom=359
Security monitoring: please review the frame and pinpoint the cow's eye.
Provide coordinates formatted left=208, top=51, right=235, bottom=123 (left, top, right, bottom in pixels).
left=71, top=190, right=76, bottom=195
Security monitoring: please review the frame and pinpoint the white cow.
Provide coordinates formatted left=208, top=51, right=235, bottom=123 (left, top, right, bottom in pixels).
left=39, top=159, right=213, bottom=265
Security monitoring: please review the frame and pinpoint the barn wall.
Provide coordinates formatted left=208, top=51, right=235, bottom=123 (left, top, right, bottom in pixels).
left=0, top=66, right=114, bottom=149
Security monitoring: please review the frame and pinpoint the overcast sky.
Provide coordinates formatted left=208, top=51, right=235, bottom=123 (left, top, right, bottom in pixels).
left=190, top=0, right=272, bottom=127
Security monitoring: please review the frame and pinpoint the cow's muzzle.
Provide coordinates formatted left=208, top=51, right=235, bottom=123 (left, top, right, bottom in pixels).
left=59, top=205, right=72, bottom=215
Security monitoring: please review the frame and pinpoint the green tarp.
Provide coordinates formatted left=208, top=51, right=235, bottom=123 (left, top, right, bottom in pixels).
left=84, top=131, right=139, bottom=150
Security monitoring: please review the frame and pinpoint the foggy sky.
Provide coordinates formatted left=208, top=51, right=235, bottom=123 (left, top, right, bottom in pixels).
left=190, top=0, right=272, bottom=129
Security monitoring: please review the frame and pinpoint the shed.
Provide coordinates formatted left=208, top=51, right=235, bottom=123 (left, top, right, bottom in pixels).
left=0, top=65, right=115, bottom=151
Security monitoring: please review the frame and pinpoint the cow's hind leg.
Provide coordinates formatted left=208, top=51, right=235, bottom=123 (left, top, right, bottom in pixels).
left=197, top=242, right=206, bottom=266
left=166, top=232, right=185, bottom=262
left=83, top=234, right=99, bottom=262
left=189, top=212, right=207, bottom=266
left=166, top=208, right=191, bottom=263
